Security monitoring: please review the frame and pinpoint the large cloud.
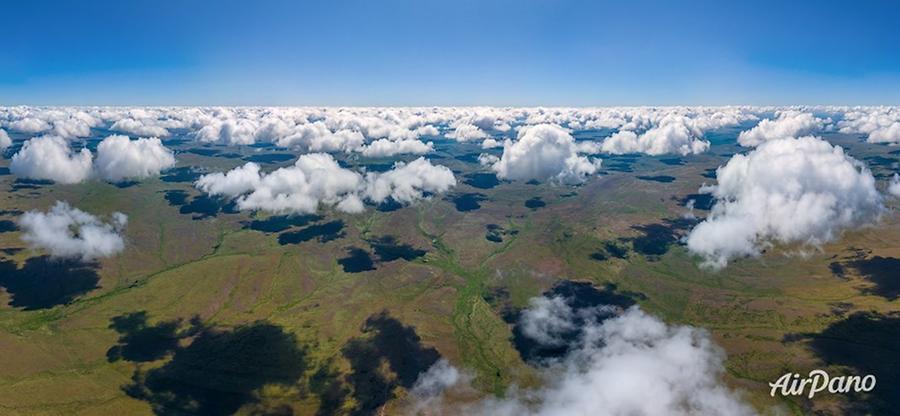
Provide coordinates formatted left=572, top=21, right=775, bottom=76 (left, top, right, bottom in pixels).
left=95, top=135, right=176, bottom=182
left=18, top=201, right=127, bottom=260
left=687, top=136, right=883, bottom=269
left=737, top=111, right=828, bottom=147
left=10, top=136, right=93, bottom=184
left=490, top=124, right=600, bottom=184
left=196, top=154, right=456, bottom=214
left=411, top=293, right=755, bottom=416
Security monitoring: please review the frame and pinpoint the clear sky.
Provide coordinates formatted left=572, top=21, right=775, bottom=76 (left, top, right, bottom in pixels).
left=2, top=0, right=899, bottom=106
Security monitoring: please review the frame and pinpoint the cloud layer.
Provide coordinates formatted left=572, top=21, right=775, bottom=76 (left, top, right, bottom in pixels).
left=3, top=105, right=898, bottom=196
left=0, top=106, right=766, bottom=157
left=18, top=201, right=127, bottom=260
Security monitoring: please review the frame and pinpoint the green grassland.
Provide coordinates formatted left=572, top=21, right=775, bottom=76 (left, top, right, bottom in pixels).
left=0, top=133, right=897, bottom=415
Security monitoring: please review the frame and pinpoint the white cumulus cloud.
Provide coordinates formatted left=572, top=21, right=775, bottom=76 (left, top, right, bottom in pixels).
left=358, top=138, right=433, bottom=158
left=447, top=124, right=489, bottom=141
left=9, top=117, right=51, bottom=134
left=196, top=154, right=456, bottom=214
left=737, top=111, right=828, bottom=147
left=0, top=128, right=10, bottom=150
left=10, top=136, right=93, bottom=184
left=889, top=174, right=900, bottom=198
left=364, top=157, right=456, bottom=204
left=478, top=153, right=500, bottom=166
left=687, top=136, right=883, bottom=269
left=410, top=293, right=755, bottom=416
left=868, top=122, right=900, bottom=144
left=481, top=138, right=503, bottom=149
left=195, top=153, right=365, bottom=214
left=196, top=118, right=259, bottom=145
left=273, top=122, right=365, bottom=152
left=837, top=107, right=900, bottom=144
left=110, top=118, right=171, bottom=137
left=490, top=124, right=600, bottom=184
left=18, top=201, right=127, bottom=260
left=95, top=135, right=176, bottom=182
left=601, top=115, right=710, bottom=156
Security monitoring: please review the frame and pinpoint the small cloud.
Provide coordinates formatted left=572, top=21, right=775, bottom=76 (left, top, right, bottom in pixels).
left=110, top=118, right=171, bottom=137
left=889, top=174, right=900, bottom=197
left=447, top=123, right=489, bottom=141
left=358, top=138, right=433, bottom=157
left=0, top=128, right=10, bottom=150
left=481, top=138, right=503, bottom=149
left=738, top=111, right=829, bottom=147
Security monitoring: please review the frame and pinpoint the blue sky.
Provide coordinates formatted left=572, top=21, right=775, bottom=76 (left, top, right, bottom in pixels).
left=1, top=0, right=898, bottom=105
